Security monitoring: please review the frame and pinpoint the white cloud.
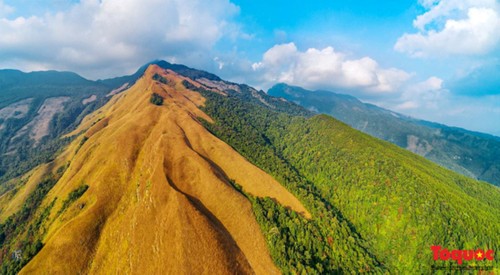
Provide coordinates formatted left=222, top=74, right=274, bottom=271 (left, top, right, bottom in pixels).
left=414, top=0, right=496, bottom=30
left=0, top=0, right=239, bottom=78
left=395, top=0, right=500, bottom=57
left=394, top=76, right=447, bottom=110
left=252, top=43, right=411, bottom=94
left=0, top=0, right=13, bottom=17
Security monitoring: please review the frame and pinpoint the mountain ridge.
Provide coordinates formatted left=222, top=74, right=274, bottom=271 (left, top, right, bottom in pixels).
left=268, top=83, right=500, bottom=186
left=0, top=61, right=498, bottom=274
left=14, top=65, right=309, bottom=273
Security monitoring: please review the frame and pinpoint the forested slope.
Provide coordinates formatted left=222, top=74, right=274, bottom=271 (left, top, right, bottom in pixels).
left=193, top=81, right=500, bottom=273
left=269, top=83, right=500, bottom=186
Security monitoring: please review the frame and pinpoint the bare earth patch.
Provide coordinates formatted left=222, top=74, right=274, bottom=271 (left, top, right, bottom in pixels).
left=197, top=78, right=242, bottom=93
left=406, top=135, right=433, bottom=156
left=14, top=97, right=70, bottom=144
left=82, top=95, right=97, bottom=105
left=251, top=90, right=275, bottom=108
left=0, top=98, right=33, bottom=130
left=106, top=83, right=129, bottom=97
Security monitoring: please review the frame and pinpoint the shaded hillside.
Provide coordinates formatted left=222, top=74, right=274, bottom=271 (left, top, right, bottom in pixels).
left=0, top=62, right=498, bottom=274
left=268, top=83, right=500, bottom=186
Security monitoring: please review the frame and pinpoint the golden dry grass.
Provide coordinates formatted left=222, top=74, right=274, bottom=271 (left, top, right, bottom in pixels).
left=19, top=65, right=309, bottom=274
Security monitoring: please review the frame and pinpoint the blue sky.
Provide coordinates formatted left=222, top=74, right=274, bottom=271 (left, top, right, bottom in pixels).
left=0, top=0, right=499, bottom=135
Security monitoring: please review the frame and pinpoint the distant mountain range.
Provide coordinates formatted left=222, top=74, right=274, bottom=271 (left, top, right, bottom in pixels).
left=268, top=83, right=500, bottom=186
left=0, top=62, right=498, bottom=273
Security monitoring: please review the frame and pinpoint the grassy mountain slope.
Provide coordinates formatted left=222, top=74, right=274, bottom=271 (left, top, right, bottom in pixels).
left=1, top=65, right=313, bottom=274
left=268, top=83, right=500, bottom=186
left=0, top=62, right=498, bottom=274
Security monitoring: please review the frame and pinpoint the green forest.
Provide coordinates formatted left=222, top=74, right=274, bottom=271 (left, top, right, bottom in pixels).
left=268, top=83, right=500, bottom=186
left=191, top=83, right=500, bottom=273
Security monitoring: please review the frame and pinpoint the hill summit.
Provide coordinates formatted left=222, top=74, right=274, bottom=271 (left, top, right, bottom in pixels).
left=17, top=65, right=310, bottom=273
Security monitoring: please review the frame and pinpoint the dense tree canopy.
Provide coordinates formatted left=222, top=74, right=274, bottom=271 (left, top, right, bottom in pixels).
left=193, top=83, right=500, bottom=273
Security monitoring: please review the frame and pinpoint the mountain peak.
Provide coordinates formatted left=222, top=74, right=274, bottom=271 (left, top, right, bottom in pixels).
left=151, top=60, right=222, bottom=81
left=21, top=64, right=308, bottom=273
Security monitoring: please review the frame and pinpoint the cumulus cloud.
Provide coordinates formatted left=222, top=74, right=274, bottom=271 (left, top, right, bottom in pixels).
left=394, top=76, right=448, bottom=110
left=252, top=43, right=411, bottom=94
left=395, top=0, right=500, bottom=57
left=0, top=0, right=239, bottom=78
